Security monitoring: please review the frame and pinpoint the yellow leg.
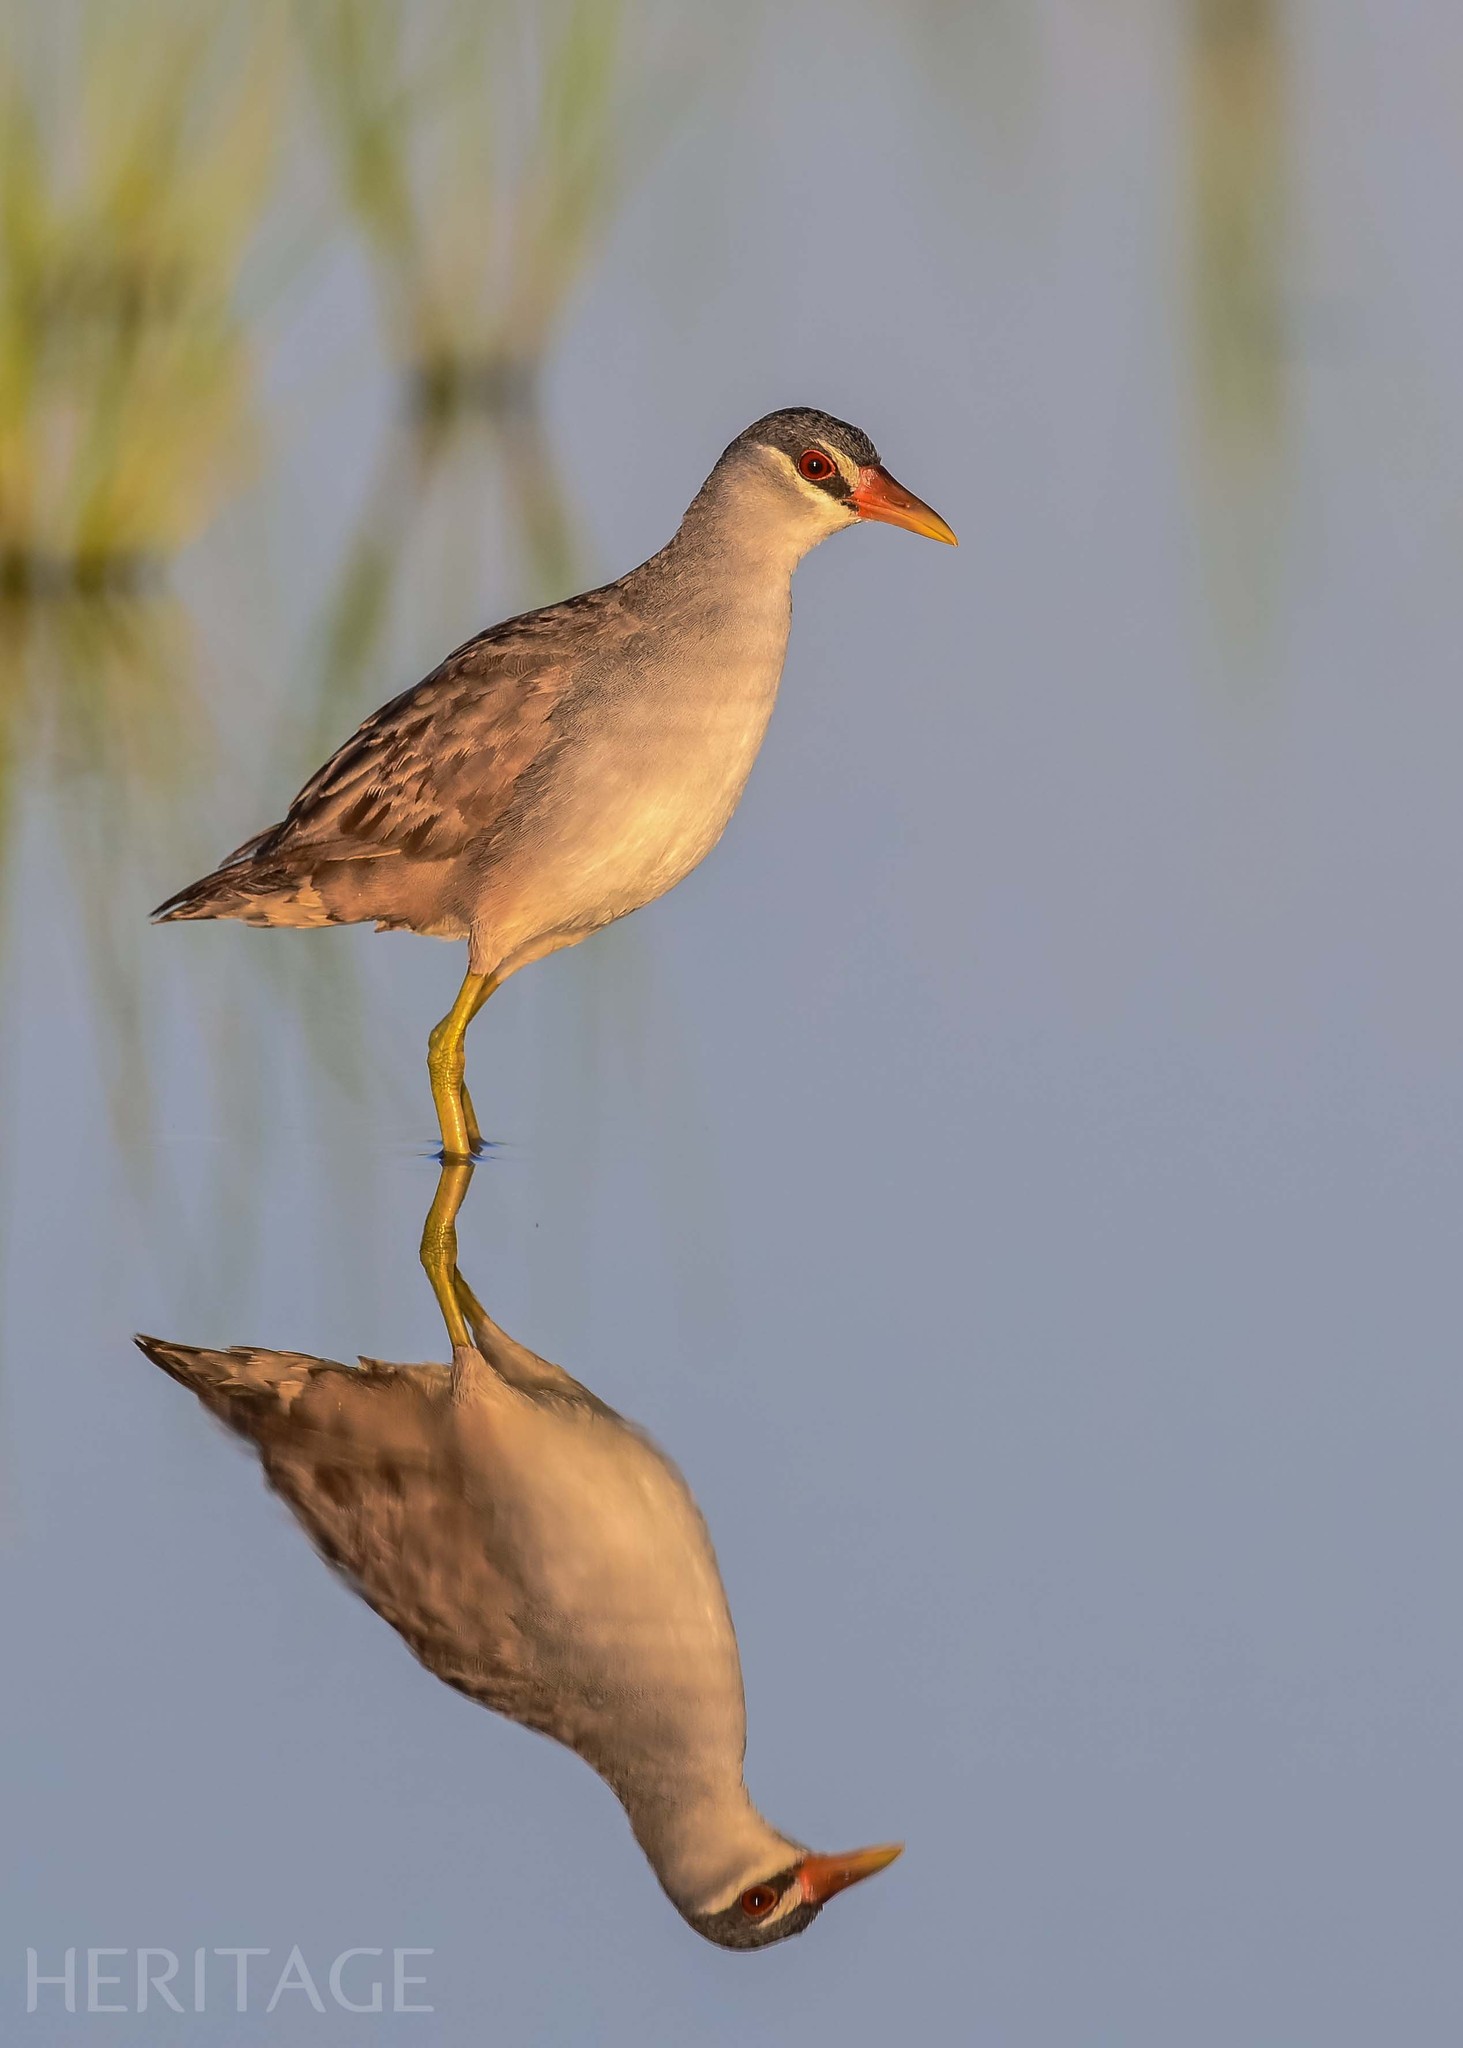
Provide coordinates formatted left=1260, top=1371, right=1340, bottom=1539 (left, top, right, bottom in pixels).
left=427, top=968, right=497, bottom=1160
left=457, top=972, right=496, bottom=1154
left=420, top=1157, right=475, bottom=1349
left=460, top=1081, right=483, bottom=1156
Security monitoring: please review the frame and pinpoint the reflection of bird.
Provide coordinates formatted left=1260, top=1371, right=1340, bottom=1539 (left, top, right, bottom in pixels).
left=135, top=1217, right=901, bottom=1947
left=153, top=407, right=955, bottom=1168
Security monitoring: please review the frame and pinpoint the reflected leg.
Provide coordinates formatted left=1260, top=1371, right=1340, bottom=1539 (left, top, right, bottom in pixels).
left=453, top=1269, right=495, bottom=1353
left=420, top=1157, right=475, bottom=1348
left=427, top=968, right=497, bottom=1159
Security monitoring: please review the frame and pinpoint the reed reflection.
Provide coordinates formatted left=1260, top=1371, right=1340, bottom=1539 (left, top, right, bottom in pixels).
left=0, top=591, right=218, bottom=1157
left=136, top=1158, right=901, bottom=1948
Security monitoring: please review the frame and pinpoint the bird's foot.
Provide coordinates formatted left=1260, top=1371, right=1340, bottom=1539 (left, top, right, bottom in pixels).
left=435, top=1137, right=488, bottom=1164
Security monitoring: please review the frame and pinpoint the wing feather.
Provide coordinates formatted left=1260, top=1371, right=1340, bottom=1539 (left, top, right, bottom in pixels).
left=255, top=583, right=633, bottom=868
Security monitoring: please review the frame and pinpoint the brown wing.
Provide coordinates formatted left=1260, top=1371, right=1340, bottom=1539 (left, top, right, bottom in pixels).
left=248, top=582, right=634, bottom=869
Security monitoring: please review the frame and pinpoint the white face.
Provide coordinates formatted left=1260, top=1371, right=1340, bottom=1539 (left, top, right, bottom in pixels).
left=749, top=440, right=861, bottom=551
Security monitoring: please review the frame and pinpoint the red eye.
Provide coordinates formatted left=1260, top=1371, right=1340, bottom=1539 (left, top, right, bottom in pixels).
left=740, top=1885, right=778, bottom=1918
left=797, top=447, right=835, bottom=482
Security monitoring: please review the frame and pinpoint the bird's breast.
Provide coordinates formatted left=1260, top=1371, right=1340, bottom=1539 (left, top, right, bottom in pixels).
left=491, top=600, right=791, bottom=952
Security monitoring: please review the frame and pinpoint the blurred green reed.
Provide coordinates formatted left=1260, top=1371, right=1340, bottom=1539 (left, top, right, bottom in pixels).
left=0, top=1, right=286, bottom=1180
left=0, top=1, right=284, bottom=586
left=296, top=0, right=646, bottom=410
left=1188, top=0, right=1290, bottom=662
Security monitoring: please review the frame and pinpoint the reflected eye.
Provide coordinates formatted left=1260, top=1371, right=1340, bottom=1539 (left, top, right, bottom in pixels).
left=797, top=448, right=835, bottom=482
left=739, top=1885, right=778, bottom=1918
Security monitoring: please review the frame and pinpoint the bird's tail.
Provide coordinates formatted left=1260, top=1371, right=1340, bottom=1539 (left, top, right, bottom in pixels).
left=150, top=817, right=281, bottom=922
left=150, top=840, right=345, bottom=929
left=150, top=831, right=300, bottom=922
left=150, top=867, right=248, bottom=923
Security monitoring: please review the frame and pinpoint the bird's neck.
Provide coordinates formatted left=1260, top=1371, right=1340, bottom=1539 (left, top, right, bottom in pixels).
left=617, top=1770, right=801, bottom=1915
left=667, top=462, right=829, bottom=587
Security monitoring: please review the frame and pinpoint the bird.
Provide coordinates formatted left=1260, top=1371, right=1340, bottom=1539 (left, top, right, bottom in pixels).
left=135, top=1168, right=902, bottom=1951
left=152, top=406, right=956, bottom=1187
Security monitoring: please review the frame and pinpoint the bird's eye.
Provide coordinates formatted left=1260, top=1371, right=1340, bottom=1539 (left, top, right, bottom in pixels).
left=797, top=448, right=835, bottom=482
left=739, top=1885, right=778, bottom=1918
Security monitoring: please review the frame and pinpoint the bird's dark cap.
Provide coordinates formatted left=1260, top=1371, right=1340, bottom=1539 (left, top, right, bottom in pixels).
left=731, top=408, right=880, bottom=471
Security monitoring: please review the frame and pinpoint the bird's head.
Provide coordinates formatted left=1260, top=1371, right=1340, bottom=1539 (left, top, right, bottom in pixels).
left=718, top=407, right=957, bottom=553
left=683, top=1839, right=904, bottom=1952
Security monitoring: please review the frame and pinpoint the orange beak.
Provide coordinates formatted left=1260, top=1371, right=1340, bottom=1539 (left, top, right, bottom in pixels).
left=795, top=1841, right=905, bottom=1906
left=849, top=465, right=957, bottom=545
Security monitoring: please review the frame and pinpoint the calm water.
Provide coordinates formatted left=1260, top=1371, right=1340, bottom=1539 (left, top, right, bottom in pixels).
left=6, top=3, right=1463, bottom=2041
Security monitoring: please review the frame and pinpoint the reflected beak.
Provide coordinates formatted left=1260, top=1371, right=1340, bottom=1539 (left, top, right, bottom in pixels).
left=849, top=465, right=957, bottom=545
left=795, top=1841, right=905, bottom=1906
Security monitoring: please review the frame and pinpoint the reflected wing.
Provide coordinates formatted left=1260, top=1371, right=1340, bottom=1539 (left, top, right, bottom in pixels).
left=256, top=1377, right=540, bottom=1720
left=139, top=1338, right=542, bottom=1719
left=138, top=1337, right=741, bottom=1784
